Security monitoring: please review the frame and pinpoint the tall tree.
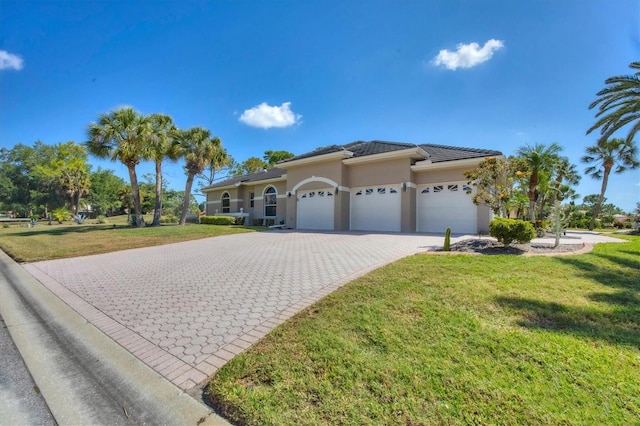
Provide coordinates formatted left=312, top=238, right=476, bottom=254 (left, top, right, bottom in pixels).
left=35, top=141, right=91, bottom=214
left=535, top=156, right=581, bottom=219
left=86, top=107, right=151, bottom=227
left=195, top=149, right=232, bottom=190
left=263, top=150, right=294, bottom=166
left=147, top=113, right=178, bottom=226
left=581, top=137, right=639, bottom=230
left=587, top=62, right=640, bottom=145
left=174, top=127, right=223, bottom=225
left=0, top=142, right=59, bottom=216
left=231, top=157, right=269, bottom=176
left=87, top=168, right=126, bottom=216
left=515, top=142, right=563, bottom=221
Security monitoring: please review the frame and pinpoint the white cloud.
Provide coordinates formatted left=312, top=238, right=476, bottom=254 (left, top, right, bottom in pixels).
left=239, top=102, right=301, bottom=129
left=0, top=50, right=24, bottom=71
left=431, top=39, right=504, bottom=70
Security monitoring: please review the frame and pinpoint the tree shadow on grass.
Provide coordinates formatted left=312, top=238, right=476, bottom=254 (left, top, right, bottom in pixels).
left=496, top=245, right=640, bottom=348
left=6, top=225, right=126, bottom=237
left=495, top=296, right=640, bottom=348
left=555, top=255, right=639, bottom=292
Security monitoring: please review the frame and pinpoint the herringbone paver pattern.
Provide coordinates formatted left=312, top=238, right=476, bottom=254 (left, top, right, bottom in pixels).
left=24, top=231, right=440, bottom=389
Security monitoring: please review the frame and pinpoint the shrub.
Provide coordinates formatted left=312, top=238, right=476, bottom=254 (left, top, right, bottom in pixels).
left=234, top=216, right=245, bottom=225
left=200, top=216, right=236, bottom=225
left=160, top=215, right=178, bottom=224
left=51, top=207, right=72, bottom=224
left=96, top=215, right=108, bottom=224
left=489, top=218, right=536, bottom=247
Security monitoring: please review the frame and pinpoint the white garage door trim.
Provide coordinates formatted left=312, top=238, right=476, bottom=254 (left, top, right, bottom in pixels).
left=296, top=188, right=335, bottom=230
left=350, top=185, right=401, bottom=232
left=417, top=182, right=477, bottom=234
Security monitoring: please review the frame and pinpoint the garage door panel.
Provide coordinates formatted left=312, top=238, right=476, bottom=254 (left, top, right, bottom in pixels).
left=297, top=189, right=334, bottom=230
left=417, top=183, right=477, bottom=234
left=350, top=186, right=401, bottom=232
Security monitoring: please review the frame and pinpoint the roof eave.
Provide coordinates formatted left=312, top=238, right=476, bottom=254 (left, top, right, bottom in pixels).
left=411, top=155, right=506, bottom=172
left=201, top=174, right=287, bottom=192
left=278, top=150, right=354, bottom=168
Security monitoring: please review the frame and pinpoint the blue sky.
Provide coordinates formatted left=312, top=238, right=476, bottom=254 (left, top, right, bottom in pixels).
left=1, top=0, right=639, bottom=211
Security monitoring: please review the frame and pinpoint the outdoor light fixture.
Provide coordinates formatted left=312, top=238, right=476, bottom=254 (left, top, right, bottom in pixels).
left=402, top=182, right=407, bottom=192
left=335, top=187, right=339, bottom=194
left=288, top=191, right=292, bottom=198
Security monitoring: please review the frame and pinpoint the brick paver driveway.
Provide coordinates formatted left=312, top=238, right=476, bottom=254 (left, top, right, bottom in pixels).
left=24, top=231, right=439, bottom=390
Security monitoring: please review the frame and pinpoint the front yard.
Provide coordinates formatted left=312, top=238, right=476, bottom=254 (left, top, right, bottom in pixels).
left=0, top=216, right=261, bottom=262
left=207, top=235, right=639, bottom=425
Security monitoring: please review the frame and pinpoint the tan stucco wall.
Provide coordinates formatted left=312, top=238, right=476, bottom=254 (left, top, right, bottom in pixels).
left=205, top=180, right=287, bottom=225
left=402, top=187, right=416, bottom=232
left=347, top=158, right=412, bottom=187
left=414, top=166, right=472, bottom=185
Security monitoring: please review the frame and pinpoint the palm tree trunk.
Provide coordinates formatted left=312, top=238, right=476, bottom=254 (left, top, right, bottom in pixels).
left=127, top=165, right=145, bottom=228
left=589, top=167, right=611, bottom=231
left=152, top=160, right=163, bottom=226
left=179, top=173, right=195, bottom=225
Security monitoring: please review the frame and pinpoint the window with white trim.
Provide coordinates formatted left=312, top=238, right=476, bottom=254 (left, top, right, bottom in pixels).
left=264, top=186, right=276, bottom=217
left=221, top=192, right=230, bottom=213
left=250, top=192, right=255, bottom=208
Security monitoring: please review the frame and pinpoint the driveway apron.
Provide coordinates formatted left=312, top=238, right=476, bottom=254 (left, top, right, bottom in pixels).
left=24, top=231, right=438, bottom=390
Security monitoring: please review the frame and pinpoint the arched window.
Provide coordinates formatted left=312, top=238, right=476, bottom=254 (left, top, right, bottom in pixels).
left=221, top=192, right=230, bottom=213
left=264, top=186, right=276, bottom=217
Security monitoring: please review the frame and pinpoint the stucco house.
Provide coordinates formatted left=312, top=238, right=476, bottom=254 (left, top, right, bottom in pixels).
left=202, top=140, right=503, bottom=234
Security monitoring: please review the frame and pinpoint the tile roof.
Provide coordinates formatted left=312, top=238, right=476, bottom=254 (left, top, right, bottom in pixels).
left=204, top=141, right=502, bottom=189
left=202, top=167, right=285, bottom=190
left=418, top=143, right=502, bottom=163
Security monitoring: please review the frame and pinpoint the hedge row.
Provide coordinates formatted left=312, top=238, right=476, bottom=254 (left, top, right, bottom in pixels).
left=200, top=216, right=236, bottom=225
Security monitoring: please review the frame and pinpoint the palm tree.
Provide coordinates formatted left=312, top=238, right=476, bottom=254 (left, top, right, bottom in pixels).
left=515, top=142, right=563, bottom=221
left=147, top=114, right=178, bottom=226
left=174, top=127, right=223, bottom=225
left=587, top=62, right=640, bottom=145
left=86, top=107, right=150, bottom=227
left=581, top=138, right=639, bottom=230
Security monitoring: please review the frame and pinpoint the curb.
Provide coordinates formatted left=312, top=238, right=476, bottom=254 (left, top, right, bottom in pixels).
left=0, top=249, right=229, bottom=426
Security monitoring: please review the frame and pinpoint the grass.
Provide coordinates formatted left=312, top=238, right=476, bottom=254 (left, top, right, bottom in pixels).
left=0, top=215, right=264, bottom=262
left=207, top=235, right=640, bottom=425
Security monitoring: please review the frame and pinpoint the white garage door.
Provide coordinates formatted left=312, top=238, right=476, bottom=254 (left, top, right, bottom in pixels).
left=296, top=189, right=335, bottom=230
left=350, top=186, right=401, bottom=232
left=417, top=182, right=477, bottom=234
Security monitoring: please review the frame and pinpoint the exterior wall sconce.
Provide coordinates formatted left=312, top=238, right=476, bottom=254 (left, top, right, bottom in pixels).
left=335, top=187, right=339, bottom=195
left=402, top=182, right=407, bottom=192
left=287, top=191, right=292, bottom=198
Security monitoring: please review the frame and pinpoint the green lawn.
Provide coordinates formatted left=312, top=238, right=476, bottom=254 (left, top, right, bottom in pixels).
left=207, top=235, right=639, bottom=425
left=0, top=215, right=263, bottom=262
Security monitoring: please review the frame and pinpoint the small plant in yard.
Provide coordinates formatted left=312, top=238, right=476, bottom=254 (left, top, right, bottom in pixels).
left=96, top=215, right=108, bottom=224
left=159, top=215, right=178, bottom=224
left=489, top=217, right=536, bottom=247
left=443, top=227, right=451, bottom=251
left=73, top=213, right=87, bottom=224
left=51, top=207, right=72, bottom=224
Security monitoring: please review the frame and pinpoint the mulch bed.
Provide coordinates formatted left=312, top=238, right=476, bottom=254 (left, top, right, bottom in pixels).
left=442, top=239, right=585, bottom=256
